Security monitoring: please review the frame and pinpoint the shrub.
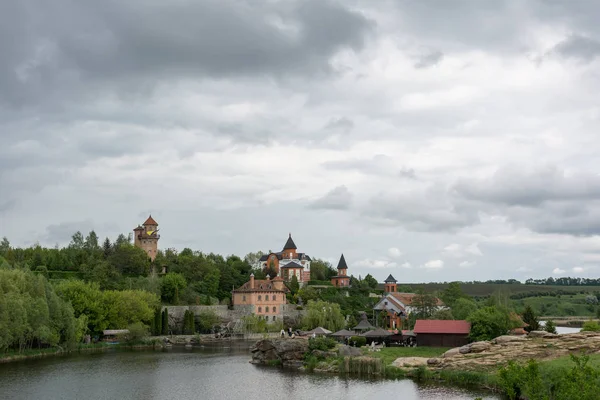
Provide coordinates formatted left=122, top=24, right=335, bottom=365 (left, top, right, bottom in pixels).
left=544, top=319, right=557, bottom=334
left=119, top=322, right=149, bottom=344
left=581, top=321, right=600, bottom=332
left=308, top=337, right=337, bottom=352
left=349, top=336, right=366, bottom=347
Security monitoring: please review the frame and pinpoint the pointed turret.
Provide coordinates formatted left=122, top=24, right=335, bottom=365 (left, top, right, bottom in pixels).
left=384, top=274, right=397, bottom=293
left=143, top=215, right=158, bottom=226
left=337, top=254, right=348, bottom=270
left=282, top=233, right=297, bottom=250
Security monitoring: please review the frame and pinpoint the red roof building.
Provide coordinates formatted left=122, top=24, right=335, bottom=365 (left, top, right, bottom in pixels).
left=413, top=320, right=471, bottom=347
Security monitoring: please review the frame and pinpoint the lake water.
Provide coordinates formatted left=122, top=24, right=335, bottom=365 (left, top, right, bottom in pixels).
left=0, top=347, right=499, bottom=400
left=539, top=321, right=582, bottom=334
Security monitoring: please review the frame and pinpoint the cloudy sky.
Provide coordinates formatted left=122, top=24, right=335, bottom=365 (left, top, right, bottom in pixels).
left=2, top=0, right=600, bottom=283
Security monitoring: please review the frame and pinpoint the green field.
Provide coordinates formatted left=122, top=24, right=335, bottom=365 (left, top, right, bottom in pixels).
left=366, top=346, right=449, bottom=366
left=400, top=283, right=600, bottom=297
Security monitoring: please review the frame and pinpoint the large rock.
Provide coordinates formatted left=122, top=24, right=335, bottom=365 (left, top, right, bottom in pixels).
left=443, top=348, right=461, bottom=358
left=338, top=345, right=362, bottom=357
left=528, top=331, right=558, bottom=339
left=493, top=335, right=528, bottom=345
left=469, top=341, right=492, bottom=353
left=250, top=339, right=309, bottom=366
left=392, top=357, right=429, bottom=368
left=459, top=345, right=471, bottom=354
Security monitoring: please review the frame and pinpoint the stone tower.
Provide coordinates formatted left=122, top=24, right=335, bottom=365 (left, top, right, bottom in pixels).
left=133, top=215, right=160, bottom=261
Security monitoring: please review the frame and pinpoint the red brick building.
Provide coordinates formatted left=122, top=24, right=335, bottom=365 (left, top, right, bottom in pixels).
left=330, top=254, right=350, bottom=287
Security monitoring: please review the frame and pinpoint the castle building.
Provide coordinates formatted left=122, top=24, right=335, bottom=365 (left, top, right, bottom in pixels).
left=258, top=234, right=312, bottom=284
left=330, top=254, right=350, bottom=287
left=231, top=274, right=287, bottom=322
left=374, top=274, right=445, bottom=329
left=133, top=215, right=160, bottom=261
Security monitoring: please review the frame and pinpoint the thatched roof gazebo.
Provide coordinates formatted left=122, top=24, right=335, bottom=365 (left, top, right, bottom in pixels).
left=306, top=327, right=332, bottom=336
left=353, top=313, right=374, bottom=332
left=331, top=329, right=355, bottom=338
left=361, top=327, right=392, bottom=338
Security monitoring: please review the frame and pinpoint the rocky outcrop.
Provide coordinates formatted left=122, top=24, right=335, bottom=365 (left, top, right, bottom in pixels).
left=338, top=345, right=362, bottom=357
left=434, top=332, right=600, bottom=372
left=250, top=339, right=309, bottom=367
left=392, top=357, right=429, bottom=368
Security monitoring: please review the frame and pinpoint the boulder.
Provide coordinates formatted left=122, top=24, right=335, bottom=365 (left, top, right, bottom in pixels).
left=443, top=348, right=462, bottom=358
left=392, top=357, right=429, bottom=368
left=469, top=341, right=492, bottom=353
left=528, top=331, right=558, bottom=339
left=338, top=345, right=362, bottom=357
left=250, top=339, right=309, bottom=366
left=459, top=345, right=471, bottom=354
left=427, top=358, right=442, bottom=365
left=493, top=335, right=528, bottom=344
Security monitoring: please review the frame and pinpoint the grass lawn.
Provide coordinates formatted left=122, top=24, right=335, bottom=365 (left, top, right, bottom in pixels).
left=538, top=353, right=600, bottom=371
left=366, top=346, right=450, bottom=365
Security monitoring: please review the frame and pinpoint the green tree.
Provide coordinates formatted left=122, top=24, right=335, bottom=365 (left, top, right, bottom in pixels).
left=197, top=310, right=220, bottom=333
left=468, top=306, right=520, bottom=341
left=161, top=273, right=187, bottom=304
left=301, top=300, right=346, bottom=332
left=108, top=243, right=150, bottom=276
left=162, top=309, right=169, bottom=335
left=522, top=305, right=540, bottom=332
left=0, top=237, right=10, bottom=255
left=431, top=308, right=454, bottom=320
left=544, top=319, right=557, bottom=334
left=452, top=298, right=479, bottom=320
left=263, top=259, right=277, bottom=279
left=310, top=259, right=337, bottom=281
left=440, top=282, right=467, bottom=308
left=412, top=289, right=438, bottom=318
left=153, top=308, right=162, bottom=336
left=288, top=275, right=300, bottom=295
left=102, top=237, right=113, bottom=259
left=363, top=274, right=378, bottom=289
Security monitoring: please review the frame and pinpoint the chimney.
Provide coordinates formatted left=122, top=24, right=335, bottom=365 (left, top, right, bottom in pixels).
left=250, top=273, right=255, bottom=289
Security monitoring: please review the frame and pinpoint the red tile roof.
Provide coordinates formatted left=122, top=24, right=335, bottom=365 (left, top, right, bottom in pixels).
left=413, top=320, right=471, bottom=334
left=390, top=292, right=444, bottom=306
left=144, top=215, right=158, bottom=225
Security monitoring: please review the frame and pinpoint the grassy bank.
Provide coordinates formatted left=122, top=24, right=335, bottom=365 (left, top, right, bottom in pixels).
left=364, top=346, right=449, bottom=365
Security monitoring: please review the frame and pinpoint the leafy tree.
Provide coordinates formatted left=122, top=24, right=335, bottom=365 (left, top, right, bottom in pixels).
left=452, top=298, right=479, bottom=320
left=522, top=305, right=540, bottom=332
left=108, top=243, right=150, bottom=276
left=301, top=300, right=346, bottom=332
left=431, top=308, right=454, bottom=320
left=263, top=259, right=277, bottom=279
left=102, top=237, right=113, bottom=259
left=363, top=274, right=378, bottom=289
left=69, top=231, right=85, bottom=250
left=0, top=237, right=10, bottom=255
left=440, top=282, right=467, bottom=308
left=162, top=309, right=169, bottom=335
left=197, top=310, right=220, bottom=333
left=161, top=273, right=187, bottom=304
left=581, top=321, right=600, bottom=332
left=544, top=319, right=557, bottom=334
left=310, top=259, right=336, bottom=281
left=152, top=308, right=162, bottom=336
left=288, top=275, right=300, bottom=295
left=244, top=251, right=265, bottom=267
left=468, top=306, right=521, bottom=341
left=412, top=289, right=438, bottom=318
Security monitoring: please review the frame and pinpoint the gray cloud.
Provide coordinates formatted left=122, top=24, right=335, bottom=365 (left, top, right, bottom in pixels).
left=551, top=34, right=600, bottom=62
left=309, top=185, right=353, bottom=210
left=323, top=155, right=416, bottom=178
left=0, top=0, right=373, bottom=108
left=414, top=50, right=444, bottom=69
left=325, top=117, right=355, bottom=132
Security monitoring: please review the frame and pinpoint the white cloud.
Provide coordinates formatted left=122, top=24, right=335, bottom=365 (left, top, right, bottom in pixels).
left=459, top=261, right=476, bottom=268
left=552, top=268, right=566, bottom=275
left=355, top=259, right=398, bottom=269
left=573, top=266, right=585, bottom=273
left=401, top=262, right=413, bottom=269
left=423, top=260, right=444, bottom=269
left=443, top=243, right=483, bottom=258
left=516, top=266, right=533, bottom=273
left=388, top=247, right=402, bottom=258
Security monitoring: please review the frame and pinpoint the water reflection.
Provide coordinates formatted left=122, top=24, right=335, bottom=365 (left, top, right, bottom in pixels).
left=0, top=348, right=499, bottom=400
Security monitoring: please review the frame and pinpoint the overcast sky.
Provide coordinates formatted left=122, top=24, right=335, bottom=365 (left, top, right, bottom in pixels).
left=2, top=0, right=600, bottom=283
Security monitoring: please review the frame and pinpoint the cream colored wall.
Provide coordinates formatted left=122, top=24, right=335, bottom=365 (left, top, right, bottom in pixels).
left=232, top=291, right=286, bottom=315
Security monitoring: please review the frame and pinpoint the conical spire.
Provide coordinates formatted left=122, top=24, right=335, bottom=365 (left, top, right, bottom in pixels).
left=384, top=274, right=397, bottom=283
left=337, top=254, right=348, bottom=270
left=283, top=233, right=297, bottom=250
left=143, top=215, right=158, bottom=225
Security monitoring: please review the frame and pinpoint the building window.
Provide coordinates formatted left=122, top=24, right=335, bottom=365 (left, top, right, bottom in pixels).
left=242, top=295, right=246, bottom=302
left=273, top=316, right=276, bottom=321
left=266, top=306, right=269, bottom=313
left=272, top=295, right=276, bottom=300
left=258, top=307, right=262, bottom=313
left=273, top=307, right=276, bottom=313
left=258, top=295, right=262, bottom=301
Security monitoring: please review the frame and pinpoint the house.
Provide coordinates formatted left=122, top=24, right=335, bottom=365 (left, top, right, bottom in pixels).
left=133, top=215, right=160, bottom=261
left=258, top=234, right=312, bottom=284
left=413, top=320, right=471, bottom=347
left=231, top=274, right=288, bottom=322
left=330, top=254, right=350, bottom=287
left=373, top=275, right=445, bottom=328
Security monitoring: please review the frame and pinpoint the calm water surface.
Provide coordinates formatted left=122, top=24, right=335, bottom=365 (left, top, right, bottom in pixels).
left=0, top=347, right=499, bottom=400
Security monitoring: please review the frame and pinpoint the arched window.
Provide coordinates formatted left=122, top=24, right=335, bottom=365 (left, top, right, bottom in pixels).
left=273, top=316, right=276, bottom=321
left=258, top=307, right=262, bottom=313
left=242, top=295, right=246, bottom=302
left=266, top=306, right=269, bottom=313
left=258, top=295, right=262, bottom=301
left=273, top=307, right=276, bottom=313
left=272, top=295, right=276, bottom=301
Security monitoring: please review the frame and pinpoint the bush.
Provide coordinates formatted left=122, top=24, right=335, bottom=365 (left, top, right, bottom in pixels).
left=197, top=310, right=221, bottom=333
left=308, top=337, right=337, bottom=352
left=349, top=336, right=366, bottom=347
left=119, top=322, right=149, bottom=344
left=544, top=319, right=557, bottom=334
left=581, top=321, right=600, bottom=332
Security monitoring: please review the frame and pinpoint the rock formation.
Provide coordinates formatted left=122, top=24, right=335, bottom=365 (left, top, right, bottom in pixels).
left=250, top=339, right=309, bottom=367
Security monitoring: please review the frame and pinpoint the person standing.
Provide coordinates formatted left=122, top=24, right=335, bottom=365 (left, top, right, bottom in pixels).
left=280, top=329, right=285, bottom=338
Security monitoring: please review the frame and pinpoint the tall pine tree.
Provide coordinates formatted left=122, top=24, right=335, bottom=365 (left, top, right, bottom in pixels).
left=162, top=309, right=169, bottom=335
